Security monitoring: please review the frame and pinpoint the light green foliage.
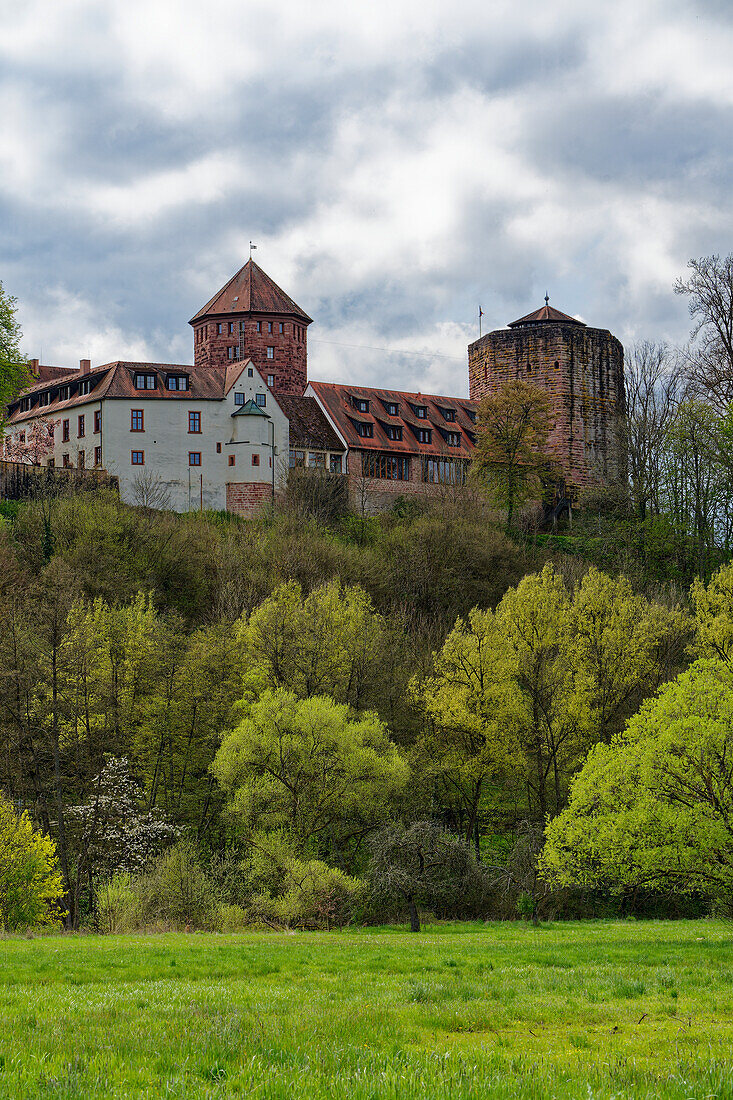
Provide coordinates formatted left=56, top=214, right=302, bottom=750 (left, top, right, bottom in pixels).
left=690, top=558, right=733, bottom=663
left=541, top=658, right=733, bottom=899
left=415, top=564, right=684, bottom=827
left=0, top=793, right=64, bottom=930
left=247, top=834, right=364, bottom=929
left=214, top=688, right=409, bottom=847
left=0, top=280, right=28, bottom=434
left=131, top=840, right=221, bottom=929
left=0, top=923, right=732, bottom=1097
left=237, top=578, right=390, bottom=710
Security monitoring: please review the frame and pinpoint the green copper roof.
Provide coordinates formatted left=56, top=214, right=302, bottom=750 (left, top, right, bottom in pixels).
left=232, top=399, right=271, bottom=417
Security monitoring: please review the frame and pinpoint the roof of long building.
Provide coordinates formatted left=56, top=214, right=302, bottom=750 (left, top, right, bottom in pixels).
left=308, top=380, right=477, bottom=459
left=277, top=394, right=345, bottom=452
left=189, top=259, right=312, bottom=324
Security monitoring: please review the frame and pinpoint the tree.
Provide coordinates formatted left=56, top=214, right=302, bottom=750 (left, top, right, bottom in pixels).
left=237, top=579, right=391, bottom=711
left=0, top=792, right=65, bottom=930
left=675, top=254, right=733, bottom=413
left=4, top=418, right=57, bottom=465
left=624, top=341, right=683, bottom=521
left=212, top=688, right=409, bottom=855
left=0, top=281, right=28, bottom=436
left=541, top=659, right=733, bottom=902
left=368, top=820, right=489, bottom=932
left=472, top=380, right=554, bottom=528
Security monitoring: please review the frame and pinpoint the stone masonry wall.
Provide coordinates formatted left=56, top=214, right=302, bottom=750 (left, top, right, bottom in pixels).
left=226, top=481, right=273, bottom=516
left=193, top=315, right=308, bottom=396
left=467, top=324, right=626, bottom=494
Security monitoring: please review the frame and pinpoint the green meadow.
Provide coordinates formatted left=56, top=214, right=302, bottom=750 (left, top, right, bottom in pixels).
left=1, top=920, right=732, bottom=1099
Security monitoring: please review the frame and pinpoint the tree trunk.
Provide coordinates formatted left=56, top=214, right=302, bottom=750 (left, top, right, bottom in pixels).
left=408, top=894, right=420, bottom=933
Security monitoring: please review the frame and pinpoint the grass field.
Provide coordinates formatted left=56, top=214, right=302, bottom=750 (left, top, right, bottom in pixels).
left=1, top=920, right=732, bottom=1099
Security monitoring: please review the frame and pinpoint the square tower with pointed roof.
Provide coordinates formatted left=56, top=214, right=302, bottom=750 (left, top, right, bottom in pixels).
left=190, top=259, right=312, bottom=396
left=468, top=299, right=626, bottom=494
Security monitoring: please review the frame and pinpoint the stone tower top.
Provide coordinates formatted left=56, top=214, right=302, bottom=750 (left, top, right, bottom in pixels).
left=190, top=259, right=311, bottom=396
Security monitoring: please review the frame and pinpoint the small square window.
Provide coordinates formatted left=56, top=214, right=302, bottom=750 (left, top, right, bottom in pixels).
left=252, top=453, right=260, bottom=466
left=234, top=392, right=245, bottom=406
left=189, top=452, right=201, bottom=466
left=131, top=450, right=144, bottom=465
left=228, top=455, right=235, bottom=466
left=255, top=393, right=266, bottom=407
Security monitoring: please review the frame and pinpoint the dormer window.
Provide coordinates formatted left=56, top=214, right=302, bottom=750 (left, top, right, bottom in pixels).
left=79, top=379, right=92, bottom=396
left=384, top=401, right=399, bottom=416
left=357, top=422, right=374, bottom=438
left=134, top=373, right=156, bottom=390
left=446, top=432, right=461, bottom=447
left=464, top=408, right=477, bottom=423
left=353, top=397, right=370, bottom=413
left=441, top=407, right=456, bottom=422
left=414, top=404, right=427, bottom=419
left=58, top=386, right=70, bottom=401
left=39, top=392, right=51, bottom=407
left=416, top=427, right=431, bottom=444
left=166, top=374, right=189, bottom=390
left=386, top=425, right=402, bottom=441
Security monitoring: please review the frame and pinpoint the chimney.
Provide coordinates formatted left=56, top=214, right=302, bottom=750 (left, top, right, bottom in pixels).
left=79, top=359, right=91, bottom=374
left=29, top=358, right=39, bottom=376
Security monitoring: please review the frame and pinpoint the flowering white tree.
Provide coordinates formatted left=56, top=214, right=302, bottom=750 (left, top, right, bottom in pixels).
left=4, top=418, right=57, bottom=465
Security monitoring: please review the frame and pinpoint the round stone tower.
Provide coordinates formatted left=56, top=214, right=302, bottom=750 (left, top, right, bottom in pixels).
left=190, top=259, right=312, bottom=396
left=468, top=299, right=626, bottom=493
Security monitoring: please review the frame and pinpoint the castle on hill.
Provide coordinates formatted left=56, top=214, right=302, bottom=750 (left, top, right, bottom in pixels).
left=3, top=260, right=626, bottom=514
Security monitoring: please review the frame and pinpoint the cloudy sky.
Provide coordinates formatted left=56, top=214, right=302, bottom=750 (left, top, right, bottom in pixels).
left=2, top=0, right=731, bottom=396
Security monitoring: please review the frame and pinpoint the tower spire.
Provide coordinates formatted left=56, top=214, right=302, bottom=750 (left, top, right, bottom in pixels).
left=545, top=291, right=549, bottom=306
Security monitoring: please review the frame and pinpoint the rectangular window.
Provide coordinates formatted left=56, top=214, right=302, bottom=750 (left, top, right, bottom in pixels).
left=134, top=373, right=156, bottom=390
left=255, top=393, right=266, bottom=407
left=252, top=453, right=260, bottom=466
left=422, top=457, right=468, bottom=485
left=247, top=368, right=254, bottom=377
left=330, top=454, right=342, bottom=473
left=227, top=347, right=234, bottom=360
left=62, top=453, right=70, bottom=467
left=234, top=392, right=245, bottom=406
left=446, top=431, right=461, bottom=447
left=188, top=411, right=201, bottom=433
left=78, top=451, right=85, bottom=468
left=19, top=431, right=25, bottom=444
left=256, top=321, right=262, bottom=333
left=228, top=322, right=234, bottom=334
left=47, top=458, right=55, bottom=468
left=279, top=322, right=283, bottom=333
left=268, top=322, right=273, bottom=334
left=189, top=452, right=201, bottom=466
left=267, top=374, right=274, bottom=387
left=62, top=419, right=70, bottom=442
left=441, top=407, right=456, bottom=422
left=228, top=454, right=235, bottom=466
left=78, top=414, right=85, bottom=438
left=94, top=446, right=102, bottom=466
left=308, top=452, right=326, bottom=468
left=217, top=323, right=224, bottom=334
left=386, top=425, right=402, bottom=441
left=131, top=450, right=145, bottom=465
left=266, top=347, right=274, bottom=359
left=166, top=375, right=188, bottom=390
left=131, top=409, right=144, bottom=431
left=357, top=422, right=373, bottom=438
left=240, top=321, right=246, bottom=333
left=216, top=442, right=222, bottom=453
left=94, top=410, right=101, bottom=433
left=289, top=449, right=306, bottom=467
left=353, top=397, right=370, bottom=413
left=384, top=402, right=399, bottom=416
left=362, top=453, right=410, bottom=480
left=415, top=405, right=427, bottom=418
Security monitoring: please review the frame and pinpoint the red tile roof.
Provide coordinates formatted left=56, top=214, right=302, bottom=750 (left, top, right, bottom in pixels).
left=508, top=303, right=585, bottom=328
left=308, top=381, right=477, bottom=459
left=190, top=259, right=312, bottom=324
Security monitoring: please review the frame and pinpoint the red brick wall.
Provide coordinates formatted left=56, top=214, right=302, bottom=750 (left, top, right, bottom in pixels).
left=346, top=449, right=464, bottom=512
left=467, top=323, right=626, bottom=494
left=193, top=315, right=308, bottom=395
left=226, top=481, right=273, bottom=516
